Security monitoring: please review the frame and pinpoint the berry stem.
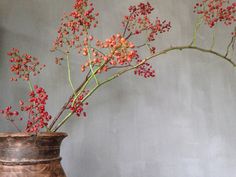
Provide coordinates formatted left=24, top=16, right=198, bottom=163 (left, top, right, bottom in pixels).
left=48, top=70, right=91, bottom=130
left=192, top=16, right=203, bottom=46
left=66, top=53, right=76, bottom=95
left=88, top=44, right=99, bottom=85
left=210, top=27, right=216, bottom=50
left=70, top=52, right=113, bottom=107
left=123, top=13, right=133, bottom=37
left=53, top=44, right=236, bottom=131
left=28, top=80, right=33, bottom=91
left=53, top=112, right=73, bottom=132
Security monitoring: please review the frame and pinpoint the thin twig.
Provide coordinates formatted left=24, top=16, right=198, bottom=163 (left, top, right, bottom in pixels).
left=107, top=64, right=131, bottom=70
left=210, top=28, right=216, bottom=50
left=66, top=54, right=76, bottom=94
left=88, top=45, right=99, bottom=85
left=225, top=35, right=236, bottom=58
left=122, top=12, right=134, bottom=37
left=125, top=32, right=133, bottom=40
left=191, top=16, right=203, bottom=46
left=48, top=70, right=91, bottom=130
left=136, top=43, right=147, bottom=48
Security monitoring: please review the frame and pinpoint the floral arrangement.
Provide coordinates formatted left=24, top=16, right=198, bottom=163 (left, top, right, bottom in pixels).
left=1, top=0, right=236, bottom=133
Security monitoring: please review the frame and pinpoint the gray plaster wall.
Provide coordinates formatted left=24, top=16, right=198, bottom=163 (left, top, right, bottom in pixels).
left=0, top=0, right=236, bottom=177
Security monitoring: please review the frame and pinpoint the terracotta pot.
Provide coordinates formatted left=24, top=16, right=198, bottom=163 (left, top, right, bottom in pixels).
left=0, top=132, right=67, bottom=177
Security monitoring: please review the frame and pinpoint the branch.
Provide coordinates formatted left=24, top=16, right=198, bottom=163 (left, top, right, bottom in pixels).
left=123, top=19, right=130, bottom=37
left=52, top=44, right=235, bottom=131
left=136, top=43, right=147, bottom=48
left=49, top=43, right=119, bottom=130
left=125, top=32, right=133, bottom=40
left=70, top=52, right=116, bottom=107
left=191, top=16, right=203, bottom=46
left=154, top=45, right=236, bottom=67
left=48, top=70, right=91, bottom=130
left=122, top=12, right=134, bottom=37
left=88, top=45, right=99, bottom=85
left=107, top=64, right=131, bottom=70
left=210, top=27, right=216, bottom=50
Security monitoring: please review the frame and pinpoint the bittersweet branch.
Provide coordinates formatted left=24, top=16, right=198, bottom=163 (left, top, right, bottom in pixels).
left=52, top=44, right=236, bottom=131
left=49, top=55, right=113, bottom=131
left=48, top=70, right=91, bottom=130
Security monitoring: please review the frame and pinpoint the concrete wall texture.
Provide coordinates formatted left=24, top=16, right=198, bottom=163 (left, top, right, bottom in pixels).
left=1, top=0, right=236, bottom=177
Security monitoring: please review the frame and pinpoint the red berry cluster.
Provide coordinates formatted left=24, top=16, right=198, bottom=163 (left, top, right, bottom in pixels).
left=194, top=0, right=236, bottom=28
left=7, top=48, right=45, bottom=81
left=0, top=106, right=22, bottom=121
left=148, top=18, right=171, bottom=41
left=76, top=35, right=95, bottom=58
left=0, top=106, right=23, bottom=132
left=128, top=2, right=154, bottom=16
left=81, top=34, right=139, bottom=73
left=52, top=0, right=99, bottom=52
left=122, top=2, right=171, bottom=41
left=67, top=90, right=89, bottom=118
left=20, top=85, right=51, bottom=133
left=134, top=60, right=155, bottom=78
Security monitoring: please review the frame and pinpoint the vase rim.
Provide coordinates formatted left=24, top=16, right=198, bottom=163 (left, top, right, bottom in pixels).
left=0, top=132, right=67, bottom=138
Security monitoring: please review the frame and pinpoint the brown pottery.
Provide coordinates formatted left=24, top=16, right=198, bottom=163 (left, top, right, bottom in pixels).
left=0, top=132, right=67, bottom=177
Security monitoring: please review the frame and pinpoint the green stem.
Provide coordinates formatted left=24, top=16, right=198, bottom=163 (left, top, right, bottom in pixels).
left=192, top=16, right=203, bottom=46
left=54, top=75, right=115, bottom=132
left=28, top=80, right=33, bottom=91
left=71, top=58, right=108, bottom=107
left=88, top=45, right=99, bottom=85
left=210, top=27, right=216, bottom=50
left=66, top=54, right=76, bottom=95
left=48, top=70, right=91, bottom=131
left=71, top=67, right=96, bottom=106
left=53, top=44, right=236, bottom=131
left=53, top=112, right=73, bottom=132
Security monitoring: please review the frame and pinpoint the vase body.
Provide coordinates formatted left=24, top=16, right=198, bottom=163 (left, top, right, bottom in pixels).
left=0, top=132, right=67, bottom=177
